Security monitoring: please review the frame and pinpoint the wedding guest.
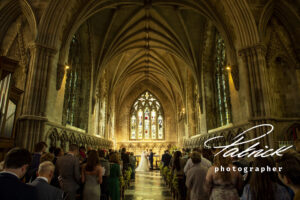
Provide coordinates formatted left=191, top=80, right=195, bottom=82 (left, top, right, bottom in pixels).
left=202, top=148, right=214, bottom=163
left=40, top=152, right=55, bottom=163
left=79, top=146, right=87, bottom=163
left=182, top=148, right=190, bottom=160
left=29, top=161, right=64, bottom=200
left=26, top=141, right=47, bottom=182
left=161, top=150, right=172, bottom=167
left=172, top=151, right=187, bottom=200
left=241, top=157, right=290, bottom=200
left=232, top=156, right=249, bottom=175
left=81, top=150, right=102, bottom=200
left=51, top=147, right=64, bottom=188
left=121, top=148, right=130, bottom=170
left=109, top=153, right=121, bottom=200
left=0, top=148, right=37, bottom=200
left=98, top=149, right=110, bottom=200
left=106, top=149, right=113, bottom=160
left=129, top=152, right=136, bottom=179
left=186, top=152, right=209, bottom=200
left=56, top=144, right=80, bottom=200
left=205, top=154, right=243, bottom=200
left=49, top=146, right=56, bottom=154
left=53, top=147, right=64, bottom=165
left=276, top=151, right=300, bottom=200
left=184, top=148, right=211, bottom=174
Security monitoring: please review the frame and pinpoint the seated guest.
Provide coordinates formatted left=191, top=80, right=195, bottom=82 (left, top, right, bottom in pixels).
left=186, top=152, right=209, bottom=200
left=82, top=150, right=103, bottom=200
left=56, top=144, right=80, bottom=200
left=98, top=149, right=110, bottom=200
left=205, top=154, right=243, bottom=200
left=26, top=141, right=47, bottom=182
left=29, top=161, right=64, bottom=200
left=0, top=148, right=37, bottom=200
left=276, top=151, right=300, bottom=200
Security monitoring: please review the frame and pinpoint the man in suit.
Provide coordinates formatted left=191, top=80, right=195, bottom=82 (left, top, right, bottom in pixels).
left=149, top=149, right=155, bottom=170
left=56, top=144, right=80, bottom=200
left=161, top=150, right=172, bottom=167
left=121, top=148, right=130, bottom=170
left=0, top=148, right=37, bottom=200
left=30, top=161, right=64, bottom=200
left=26, top=141, right=47, bottom=182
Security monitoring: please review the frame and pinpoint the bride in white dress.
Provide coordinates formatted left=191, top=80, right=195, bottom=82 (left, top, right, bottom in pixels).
left=135, top=151, right=149, bottom=172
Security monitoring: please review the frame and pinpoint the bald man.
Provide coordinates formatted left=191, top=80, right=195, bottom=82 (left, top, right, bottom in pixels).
left=29, top=161, right=64, bottom=200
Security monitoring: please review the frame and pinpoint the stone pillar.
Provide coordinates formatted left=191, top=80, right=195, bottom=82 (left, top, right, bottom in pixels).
left=17, top=43, right=57, bottom=151
left=239, top=45, right=272, bottom=145
left=239, top=45, right=270, bottom=118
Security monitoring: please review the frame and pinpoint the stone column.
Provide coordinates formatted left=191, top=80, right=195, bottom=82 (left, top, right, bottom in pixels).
left=239, top=45, right=272, bottom=145
left=239, top=45, right=270, bottom=118
left=17, top=43, right=57, bottom=151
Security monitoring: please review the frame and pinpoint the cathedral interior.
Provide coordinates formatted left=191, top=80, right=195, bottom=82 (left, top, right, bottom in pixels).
left=0, top=0, right=300, bottom=159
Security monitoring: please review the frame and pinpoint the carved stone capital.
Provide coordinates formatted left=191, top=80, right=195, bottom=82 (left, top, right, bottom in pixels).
left=27, top=42, right=57, bottom=55
left=238, top=44, right=267, bottom=61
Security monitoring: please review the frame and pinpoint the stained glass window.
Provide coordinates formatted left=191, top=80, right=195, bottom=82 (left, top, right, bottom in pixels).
left=62, top=34, right=91, bottom=131
left=151, top=110, right=156, bottom=139
left=138, top=109, right=143, bottom=139
left=130, top=91, right=164, bottom=140
left=158, top=115, right=163, bottom=139
left=131, top=115, right=136, bottom=139
left=144, top=107, right=150, bottom=139
left=215, top=32, right=232, bottom=127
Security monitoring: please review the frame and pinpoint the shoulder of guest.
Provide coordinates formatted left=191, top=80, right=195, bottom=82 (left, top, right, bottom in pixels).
left=208, top=165, right=216, bottom=172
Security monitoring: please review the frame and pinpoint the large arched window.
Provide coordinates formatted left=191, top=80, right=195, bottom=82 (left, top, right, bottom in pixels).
left=214, top=32, right=232, bottom=127
left=130, top=91, right=164, bottom=140
left=62, top=34, right=91, bottom=130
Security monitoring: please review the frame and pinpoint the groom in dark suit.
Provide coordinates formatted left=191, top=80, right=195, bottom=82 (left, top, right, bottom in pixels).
left=149, top=149, right=155, bottom=170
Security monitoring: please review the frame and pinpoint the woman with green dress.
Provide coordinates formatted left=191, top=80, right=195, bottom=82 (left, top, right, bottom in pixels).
left=108, top=153, right=121, bottom=200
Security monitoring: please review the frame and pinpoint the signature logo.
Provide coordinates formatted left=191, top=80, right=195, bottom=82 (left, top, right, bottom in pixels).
left=204, top=124, right=293, bottom=158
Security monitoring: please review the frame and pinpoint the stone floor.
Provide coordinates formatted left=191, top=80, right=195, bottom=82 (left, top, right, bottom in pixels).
left=124, top=170, right=172, bottom=200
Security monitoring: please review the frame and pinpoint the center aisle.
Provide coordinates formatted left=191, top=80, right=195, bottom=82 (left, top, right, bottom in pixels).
left=124, top=170, right=172, bottom=200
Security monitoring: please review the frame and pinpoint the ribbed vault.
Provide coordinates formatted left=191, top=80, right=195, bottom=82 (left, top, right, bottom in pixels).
left=81, top=3, right=211, bottom=107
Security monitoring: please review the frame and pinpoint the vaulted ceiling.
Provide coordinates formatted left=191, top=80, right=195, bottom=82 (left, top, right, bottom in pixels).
left=76, top=2, right=212, bottom=109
